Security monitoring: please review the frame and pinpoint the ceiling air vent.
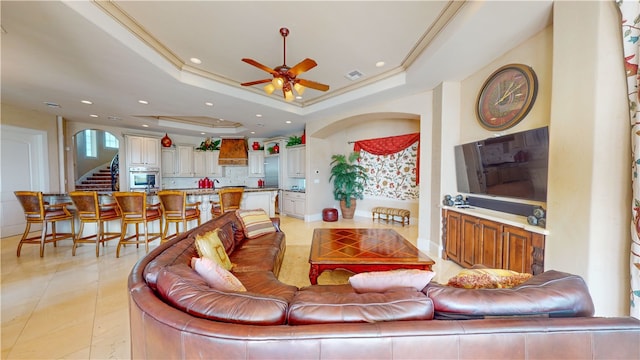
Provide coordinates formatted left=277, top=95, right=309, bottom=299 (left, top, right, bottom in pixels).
left=345, top=70, right=364, bottom=81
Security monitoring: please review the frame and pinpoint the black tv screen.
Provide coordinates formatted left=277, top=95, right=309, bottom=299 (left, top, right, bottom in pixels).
left=454, top=127, right=549, bottom=202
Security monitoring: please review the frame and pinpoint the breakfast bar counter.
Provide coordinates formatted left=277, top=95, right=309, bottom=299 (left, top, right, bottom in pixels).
left=42, top=187, right=279, bottom=236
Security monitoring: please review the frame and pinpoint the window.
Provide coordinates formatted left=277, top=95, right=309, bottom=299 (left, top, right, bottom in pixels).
left=104, top=132, right=119, bottom=149
left=85, top=130, right=97, bottom=158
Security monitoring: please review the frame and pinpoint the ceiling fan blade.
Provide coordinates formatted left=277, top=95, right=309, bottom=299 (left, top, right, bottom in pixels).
left=297, top=78, right=330, bottom=92
left=287, top=58, right=317, bottom=77
left=241, top=79, right=272, bottom=87
left=242, top=58, right=276, bottom=74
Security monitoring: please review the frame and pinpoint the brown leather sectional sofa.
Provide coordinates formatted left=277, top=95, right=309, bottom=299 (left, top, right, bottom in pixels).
left=129, top=211, right=640, bottom=359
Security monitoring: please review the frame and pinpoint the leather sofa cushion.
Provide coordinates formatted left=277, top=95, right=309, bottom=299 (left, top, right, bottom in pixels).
left=156, top=264, right=290, bottom=325
left=287, top=284, right=434, bottom=325
left=143, top=235, right=197, bottom=290
left=424, top=270, right=595, bottom=320
left=234, top=271, right=298, bottom=303
left=230, top=245, right=282, bottom=273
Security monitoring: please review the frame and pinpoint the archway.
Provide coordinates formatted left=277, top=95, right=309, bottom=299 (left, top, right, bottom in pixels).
left=73, top=129, right=119, bottom=191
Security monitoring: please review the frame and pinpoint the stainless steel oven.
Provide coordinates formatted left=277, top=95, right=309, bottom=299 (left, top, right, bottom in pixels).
left=129, top=167, right=159, bottom=190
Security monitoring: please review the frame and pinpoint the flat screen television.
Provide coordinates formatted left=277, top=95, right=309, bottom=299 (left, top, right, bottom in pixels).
left=454, top=126, right=549, bottom=202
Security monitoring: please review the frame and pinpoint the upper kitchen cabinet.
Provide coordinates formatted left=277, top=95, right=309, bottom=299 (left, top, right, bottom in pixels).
left=161, top=148, right=177, bottom=176
left=247, top=150, right=265, bottom=177
left=177, top=145, right=194, bottom=177
left=127, top=135, right=160, bottom=168
left=194, top=150, right=224, bottom=178
left=287, top=145, right=305, bottom=178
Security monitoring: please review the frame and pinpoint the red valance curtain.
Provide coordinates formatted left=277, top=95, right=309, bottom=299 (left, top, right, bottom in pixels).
left=353, top=133, right=420, bottom=183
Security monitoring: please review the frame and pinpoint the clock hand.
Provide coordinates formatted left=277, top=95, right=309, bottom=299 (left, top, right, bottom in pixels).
left=493, top=82, right=514, bottom=104
left=494, top=82, right=524, bottom=105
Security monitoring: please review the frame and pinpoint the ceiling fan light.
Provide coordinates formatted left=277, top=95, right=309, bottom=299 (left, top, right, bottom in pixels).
left=272, top=77, right=284, bottom=89
left=284, top=89, right=294, bottom=102
left=293, top=82, right=305, bottom=96
left=264, top=83, right=276, bottom=95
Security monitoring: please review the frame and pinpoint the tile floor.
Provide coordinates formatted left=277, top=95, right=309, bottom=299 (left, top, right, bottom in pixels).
left=1, top=215, right=461, bottom=359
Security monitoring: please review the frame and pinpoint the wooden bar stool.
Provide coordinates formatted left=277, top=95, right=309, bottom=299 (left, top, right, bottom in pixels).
left=14, top=191, right=75, bottom=257
left=69, top=191, right=121, bottom=257
left=113, top=192, right=163, bottom=258
left=210, top=187, right=244, bottom=217
left=158, top=190, right=201, bottom=242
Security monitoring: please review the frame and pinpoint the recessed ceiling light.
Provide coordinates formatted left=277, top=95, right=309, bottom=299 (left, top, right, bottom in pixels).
left=190, top=57, right=202, bottom=64
left=89, top=114, right=98, bottom=118
left=205, top=102, right=214, bottom=106
left=200, top=132, right=206, bottom=135
left=295, top=96, right=302, bottom=100
left=138, top=100, right=149, bottom=105
left=219, top=118, right=224, bottom=121
left=250, top=131, right=256, bottom=134
left=256, top=114, right=262, bottom=118
left=81, top=100, right=93, bottom=105
left=285, top=120, right=292, bottom=124
left=375, top=61, right=385, bottom=68
left=142, top=124, right=149, bottom=127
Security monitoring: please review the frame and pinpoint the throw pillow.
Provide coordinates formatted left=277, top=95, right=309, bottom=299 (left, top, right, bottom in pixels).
left=191, top=257, right=246, bottom=292
left=235, top=209, right=276, bottom=239
left=348, top=269, right=436, bottom=293
left=447, top=268, right=532, bottom=289
left=194, top=229, right=233, bottom=270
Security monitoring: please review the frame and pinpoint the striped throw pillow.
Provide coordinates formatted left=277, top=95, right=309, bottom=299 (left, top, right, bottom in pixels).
left=236, top=209, right=276, bottom=239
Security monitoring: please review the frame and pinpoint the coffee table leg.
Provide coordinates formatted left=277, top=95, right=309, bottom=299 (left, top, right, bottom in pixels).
left=309, top=264, right=319, bottom=285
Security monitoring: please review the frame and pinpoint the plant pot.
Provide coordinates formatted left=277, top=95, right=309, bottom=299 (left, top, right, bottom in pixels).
left=339, top=199, right=357, bottom=219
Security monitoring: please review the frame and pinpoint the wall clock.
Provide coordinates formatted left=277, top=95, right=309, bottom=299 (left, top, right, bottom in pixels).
left=476, top=64, right=538, bottom=131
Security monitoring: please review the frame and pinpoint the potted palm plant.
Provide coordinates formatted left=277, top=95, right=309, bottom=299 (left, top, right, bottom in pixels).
left=329, top=152, right=368, bottom=219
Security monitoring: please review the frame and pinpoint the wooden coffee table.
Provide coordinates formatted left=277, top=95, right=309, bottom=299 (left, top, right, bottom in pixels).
left=308, top=228, right=435, bottom=285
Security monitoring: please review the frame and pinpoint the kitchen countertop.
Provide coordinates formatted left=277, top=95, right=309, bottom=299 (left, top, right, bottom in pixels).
left=43, top=187, right=281, bottom=198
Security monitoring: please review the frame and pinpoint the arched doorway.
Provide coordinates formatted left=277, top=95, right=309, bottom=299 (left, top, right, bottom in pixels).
left=73, top=129, right=119, bottom=191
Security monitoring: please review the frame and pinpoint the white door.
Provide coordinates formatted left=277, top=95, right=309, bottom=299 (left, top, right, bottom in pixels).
left=1, top=125, right=49, bottom=236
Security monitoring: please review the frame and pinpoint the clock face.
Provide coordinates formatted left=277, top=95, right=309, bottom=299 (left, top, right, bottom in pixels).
left=476, top=64, right=538, bottom=131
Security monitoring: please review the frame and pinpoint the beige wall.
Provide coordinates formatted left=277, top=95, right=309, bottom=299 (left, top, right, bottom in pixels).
left=545, top=1, right=630, bottom=317
left=1, top=103, right=62, bottom=191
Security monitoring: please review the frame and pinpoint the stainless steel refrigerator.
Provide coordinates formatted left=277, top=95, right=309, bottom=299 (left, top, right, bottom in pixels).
left=264, top=156, right=279, bottom=187
left=264, top=156, right=280, bottom=214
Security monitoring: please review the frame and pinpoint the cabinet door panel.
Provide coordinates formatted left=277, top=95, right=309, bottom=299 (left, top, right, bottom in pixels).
left=443, top=210, right=462, bottom=263
left=502, top=225, right=532, bottom=273
left=461, top=215, right=477, bottom=267
left=248, top=151, right=265, bottom=177
left=477, top=219, right=502, bottom=269
left=161, top=149, right=177, bottom=176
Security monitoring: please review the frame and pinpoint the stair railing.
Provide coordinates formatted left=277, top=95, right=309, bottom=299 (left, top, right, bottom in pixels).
left=110, top=153, right=119, bottom=191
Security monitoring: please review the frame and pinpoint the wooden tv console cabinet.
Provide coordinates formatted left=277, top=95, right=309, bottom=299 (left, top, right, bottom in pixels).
left=442, top=207, right=547, bottom=275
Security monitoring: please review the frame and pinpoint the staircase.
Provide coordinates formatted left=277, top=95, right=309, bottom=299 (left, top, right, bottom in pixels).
left=75, top=167, right=114, bottom=192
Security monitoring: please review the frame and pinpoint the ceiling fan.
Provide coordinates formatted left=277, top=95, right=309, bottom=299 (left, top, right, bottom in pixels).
left=241, top=27, right=329, bottom=101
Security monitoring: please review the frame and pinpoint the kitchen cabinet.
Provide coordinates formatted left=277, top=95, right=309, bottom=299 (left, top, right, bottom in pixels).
left=161, top=148, right=178, bottom=176
left=282, top=191, right=305, bottom=219
left=248, top=150, right=265, bottom=177
left=194, top=150, right=224, bottom=178
left=177, top=145, right=194, bottom=177
left=127, top=136, right=160, bottom=167
left=442, top=209, right=545, bottom=274
left=287, top=145, right=305, bottom=178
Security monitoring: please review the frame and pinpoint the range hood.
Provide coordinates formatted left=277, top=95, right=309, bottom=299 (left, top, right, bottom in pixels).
left=218, top=138, right=248, bottom=166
